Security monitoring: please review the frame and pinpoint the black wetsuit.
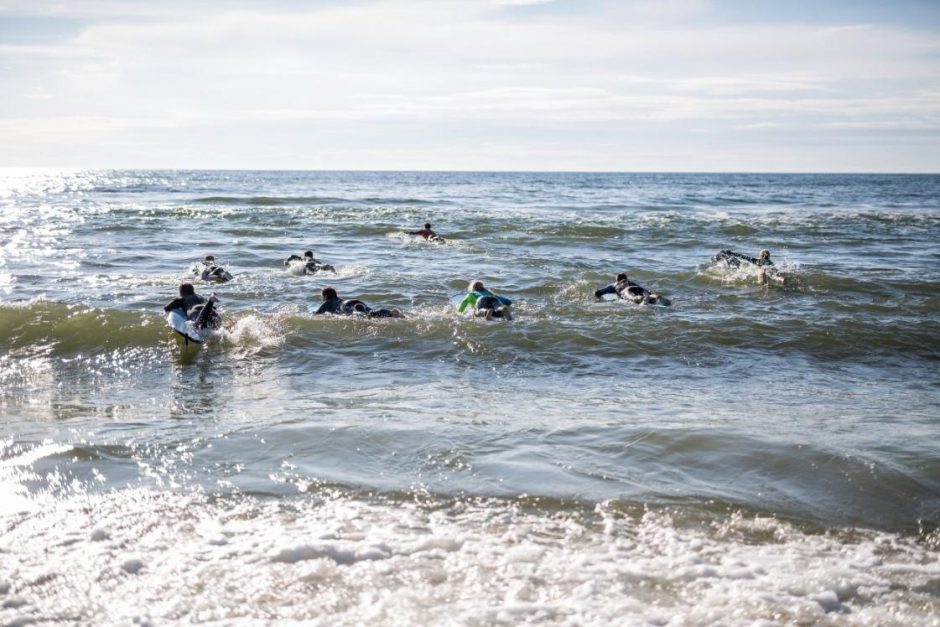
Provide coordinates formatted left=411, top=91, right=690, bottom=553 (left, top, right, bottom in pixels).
left=201, top=265, right=231, bottom=282
left=342, top=299, right=401, bottom=318
left=714, top=250, right=773, bottom=268
left=595, top=279, right=643, bottom=300
left=165, top=294, right=220, bottom=329
left=314, top=296, right=346, bottom=315
left=313, top=296, right=401, bottom=318
left=315, top=297, right=400, bottom=318
left=595, top=280, right=670, bottom=306
left=474, top=295, right=508, bottom=318
left=286, top=255, right=335, bottom=274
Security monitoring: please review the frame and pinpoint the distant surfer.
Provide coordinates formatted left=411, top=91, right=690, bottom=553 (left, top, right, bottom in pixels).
left=196, top=255, right=233, bottom=283
left=284, top=250, right=335, bottom=274
left=712, top=249, right=785, bottom=285
left=594, top=272, right=671, bottom=306
left=164, top=283, right=221, bottom=330
left=457, top=280, right=513, bottom=320
left=406, top=223, right=445, bottom=243
left=313, top=286, right=404, bottom=319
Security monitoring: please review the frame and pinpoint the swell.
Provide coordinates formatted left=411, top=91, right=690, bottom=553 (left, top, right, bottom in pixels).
left=1, top=300, right=937, bottom=363
left=9, top=426, right=938, bottom=533
left=0, top=303, right=165, bottom=354
left=192, top=195, right=438, bottom=207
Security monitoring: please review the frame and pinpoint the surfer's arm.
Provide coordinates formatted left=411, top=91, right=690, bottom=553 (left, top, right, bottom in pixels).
left=164, top=298, right=185, bottom=313
left=594, top=284, right=617, bottom=298
left=313, top=302, right=331, bottom=315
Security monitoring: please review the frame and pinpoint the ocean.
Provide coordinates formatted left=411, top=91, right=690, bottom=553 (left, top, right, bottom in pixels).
left=1, top=169, right=938, bottom=625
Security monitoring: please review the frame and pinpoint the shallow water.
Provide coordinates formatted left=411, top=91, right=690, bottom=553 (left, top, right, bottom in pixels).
left=1, top=170, right=938, bottom=625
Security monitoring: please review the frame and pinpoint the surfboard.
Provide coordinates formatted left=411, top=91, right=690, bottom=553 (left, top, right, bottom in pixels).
left=166, top=309, right=215, bottom=345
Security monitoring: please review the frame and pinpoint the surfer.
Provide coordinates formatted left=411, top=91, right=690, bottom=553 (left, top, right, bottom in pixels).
left=713, top=249, right=774, bottom=268
left=594, top=273, right=671, bottom=306
left=712, top=249, right=785, bottom=285
left=457, top=280, right=513, bottom=320
left=197, top=255, right=233, bottom=283
left=284, top=250, right=335, bottom=274
left=406, top=223, right=444, bottom=242
left=313, top=287, right=404, bottom=318
left=164, top=283, right=221, bottom=329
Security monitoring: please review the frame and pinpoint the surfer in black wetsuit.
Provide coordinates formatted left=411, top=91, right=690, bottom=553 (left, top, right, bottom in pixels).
left=198, top=255, right=232, bottom=283
left=713, top=249, right=773, bottom=268
left=712, top=249, right=786, bottom=285
left=594, top=273, right=671, bottom=306
left=164, top=283, right=221, bottom=329
left=285, top=250, right=335, bottom=274
left=313, top=287, right=404, bottom=318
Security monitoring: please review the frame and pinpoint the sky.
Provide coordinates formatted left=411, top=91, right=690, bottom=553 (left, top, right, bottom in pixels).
left=0, top=0, right=938, bottom=172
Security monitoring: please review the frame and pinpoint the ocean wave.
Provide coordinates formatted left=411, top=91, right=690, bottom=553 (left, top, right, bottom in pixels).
left=2, top=296, right=937, bottom=364
left=192, top=194, right=442, bottom=207
left=193, top=195, right=349, bottom=206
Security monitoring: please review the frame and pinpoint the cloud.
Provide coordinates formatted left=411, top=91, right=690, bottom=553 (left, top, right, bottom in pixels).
left=0, top=0, right=938, bottom=170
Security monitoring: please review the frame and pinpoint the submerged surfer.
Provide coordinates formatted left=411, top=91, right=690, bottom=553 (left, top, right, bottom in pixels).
left=284, top=250, right=336, bottom=274
left=457, top=280, right=513, bottom=320
left=594, top=272, right=671, bottom=306
left=313, top=286, right=404, bottom=319
left=164, top=283, right=221, bottom=329
left=712, top=249, right=785, bottom=285
left=406, top=223, right=444, bottom=242
left=197, top=255, right=233, bottom=283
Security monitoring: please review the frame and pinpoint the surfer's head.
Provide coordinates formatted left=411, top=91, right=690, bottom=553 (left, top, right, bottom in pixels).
left=179, top=283, right=195, bottom=296
left=321, top=286, right=338, bottom=300
left=425, top=223, right=432, bottom=230
left=304, top=250, right=314, bottom=259
left=616, top=273, right=628, bottom=282
left=759, top=249, right=770, bottom=260
left=469, top=280, right=484, bottom=292
left=204, top=255, right=215, bottom=263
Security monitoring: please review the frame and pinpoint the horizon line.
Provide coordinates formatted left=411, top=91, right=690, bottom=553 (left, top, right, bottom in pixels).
left=1, top=166, right=938, bottom=176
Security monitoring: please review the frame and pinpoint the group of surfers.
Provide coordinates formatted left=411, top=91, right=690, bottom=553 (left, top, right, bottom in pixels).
left=165, top=222, right=784, bottom=331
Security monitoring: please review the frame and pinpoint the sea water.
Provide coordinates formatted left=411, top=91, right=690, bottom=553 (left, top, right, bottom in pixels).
left=1, top=170, right=938, bottom=625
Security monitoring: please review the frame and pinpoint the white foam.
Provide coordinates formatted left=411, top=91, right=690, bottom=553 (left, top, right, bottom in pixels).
left=284, top=259, right=308, bottom=276
left=0, top=441, right=71, bottom=469
left=0, top=489, right=936, bottom=625
left=219, top=314, right=285, bottom=354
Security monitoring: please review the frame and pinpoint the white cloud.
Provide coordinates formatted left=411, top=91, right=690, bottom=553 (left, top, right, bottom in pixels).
left=0, top=0, right=937, bottom=171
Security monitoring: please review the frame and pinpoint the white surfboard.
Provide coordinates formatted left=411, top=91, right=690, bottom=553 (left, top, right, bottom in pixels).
left=166, top=309, right=215, bottom=344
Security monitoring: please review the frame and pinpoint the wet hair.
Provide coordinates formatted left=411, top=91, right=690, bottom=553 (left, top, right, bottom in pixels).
left=469, top=280, right=484, bottom=292
left=303, top=250, right=314, bottom=258
left=616, top=273, right=628, bottom=282
left=759, top=249, right=770, bottom=259
left=179, top=283, right=195, bottom=296
left=204, top=255, right=215, bottom=262
left=424, top=223, right=432, bottom=230
left=321, top=286, right=337, bottom=300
